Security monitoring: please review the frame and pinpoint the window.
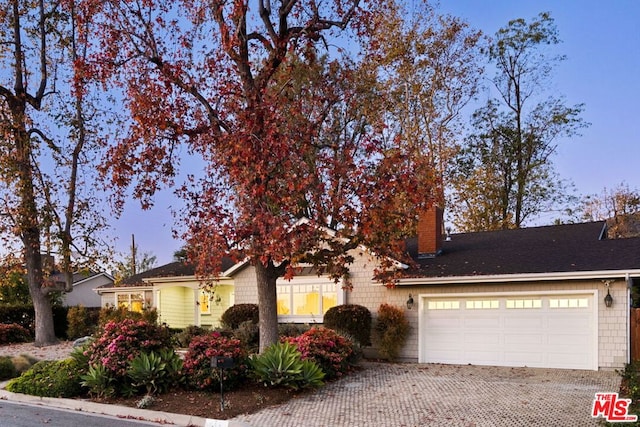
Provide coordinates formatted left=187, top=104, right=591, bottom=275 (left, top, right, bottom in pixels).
left=549, top=298, right=588, bottom=309
left=117, top=292, right=144, bottom=313
left=466, top=300, right=499, bottom=309
left=276, top=282, right=338, bottom=318
left=199, top=291, right=211, bottom=314
left=427, top=300, right=460, bottom=310
left=506, top=299, right=542, bottom=309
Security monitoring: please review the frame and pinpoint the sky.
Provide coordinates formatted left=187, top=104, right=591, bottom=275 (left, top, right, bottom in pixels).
left=112, top=0, right=640, bottom=266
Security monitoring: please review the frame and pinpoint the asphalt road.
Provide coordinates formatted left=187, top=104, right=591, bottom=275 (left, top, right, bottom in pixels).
left=0, top=400, right=163, bottom=427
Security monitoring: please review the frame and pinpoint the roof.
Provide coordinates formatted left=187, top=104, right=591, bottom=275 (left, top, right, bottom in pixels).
left=98, top=258, right=236, bottom=289
left=403, top=220, right=640, bottom=279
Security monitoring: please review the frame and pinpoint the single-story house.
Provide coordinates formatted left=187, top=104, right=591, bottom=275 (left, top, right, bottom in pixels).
left=62, top=271, right=114, bottom=307
left=95, top=260, right=236, bottom=329
left=96, top=208, right=640, bottom=371
left=230, top=208, right=640, bottom=371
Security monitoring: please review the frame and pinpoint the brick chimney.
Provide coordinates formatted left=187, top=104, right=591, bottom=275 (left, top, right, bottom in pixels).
left=418, top=206, right=444, bottom=256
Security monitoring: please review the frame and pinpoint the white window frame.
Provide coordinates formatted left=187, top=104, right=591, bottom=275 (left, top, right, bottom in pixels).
left=115, top=292, right=145, bottom=312
left=276, top=276, right=345, bottom=323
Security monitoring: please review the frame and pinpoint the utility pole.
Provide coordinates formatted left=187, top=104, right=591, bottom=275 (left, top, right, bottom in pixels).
left=131, top=234, right=137, bottom=276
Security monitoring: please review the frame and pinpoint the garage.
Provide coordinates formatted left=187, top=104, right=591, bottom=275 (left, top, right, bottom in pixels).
left=418, top=291, right=598, bottom=370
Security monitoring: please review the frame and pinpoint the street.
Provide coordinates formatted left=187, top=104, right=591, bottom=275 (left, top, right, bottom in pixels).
left=0, top=400, right=162, bottom=427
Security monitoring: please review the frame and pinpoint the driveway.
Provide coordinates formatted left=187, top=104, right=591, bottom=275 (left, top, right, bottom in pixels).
left=235, top=362, right=621, bottom=427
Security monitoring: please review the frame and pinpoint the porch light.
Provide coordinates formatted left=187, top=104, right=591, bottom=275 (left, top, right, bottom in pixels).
left=604, top=289, right=613, bottom=308
left=406, top=294, right=414, bottom=310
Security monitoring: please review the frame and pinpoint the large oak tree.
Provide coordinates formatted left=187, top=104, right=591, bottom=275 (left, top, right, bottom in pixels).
left=85, top=0, right=481, bottom=350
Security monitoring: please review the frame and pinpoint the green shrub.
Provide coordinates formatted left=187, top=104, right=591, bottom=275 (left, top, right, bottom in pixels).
left=221, top=304, right=259, bottom=329
left=374, top=303, right=410, bottom=361
left=10, top=354, right=38, bottom=374
left=233, top=320, right=260, bottom=353
left=85, top=318, right=172, bottom=379
left=0, top=356, right=17, bottom=380
left=67, top=305, right=98, bottom=339
left=7, top=359, right=83, bottom=398
left=278, top=323, right=310, bottom=338
left=80, top=364, right=116, bottom=398
left=172, top=325, right=209, bottom=348
left=98, top=306, right=158, bottom=327
left=182, top=331, right=248, bottom=391
left=284, top=327, right=357, bottom=379
left=0, top=305, right=34, bottom=331
left=0, top=323, right=31, bottom=344
left=323, top=304, right=372, bottom=347
left=248, top=342, right=324, bottom=390
left=127, top=349, right=183, bottom=396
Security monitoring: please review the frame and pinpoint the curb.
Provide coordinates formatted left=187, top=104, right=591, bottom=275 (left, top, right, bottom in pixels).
left=0, top=383, right=251, bottom=427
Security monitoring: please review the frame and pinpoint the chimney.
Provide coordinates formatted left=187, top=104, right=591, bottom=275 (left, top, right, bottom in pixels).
left=418, top=206, right=444, bottom=257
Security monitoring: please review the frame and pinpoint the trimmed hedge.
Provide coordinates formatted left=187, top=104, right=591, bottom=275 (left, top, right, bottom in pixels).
left=221, top=304, right=259, bottom=329
left=0, top=304, right=68, bottom=339
left=0, top=323, right=31, bottom=345
left=323, top=304, right=372, bottom=346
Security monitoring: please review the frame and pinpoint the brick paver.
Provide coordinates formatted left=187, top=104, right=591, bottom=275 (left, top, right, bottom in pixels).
left=234, top=362, right=621, bottom=427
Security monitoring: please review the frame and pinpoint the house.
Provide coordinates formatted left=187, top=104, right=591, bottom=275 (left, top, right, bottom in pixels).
left=95, top=260, right=236, bottom=329
left=62, top=271, right=114, bottom=308
left=96, top=208, right=640, bottom=371
left=229, top=208, right=640, bottom=371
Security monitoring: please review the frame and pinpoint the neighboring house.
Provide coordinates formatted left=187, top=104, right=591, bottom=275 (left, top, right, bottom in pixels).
left=231, top=208, right=640, bottom=371
left=95, top=260, right=236, bottom=329
left=61, top=271, right=114, bottom=308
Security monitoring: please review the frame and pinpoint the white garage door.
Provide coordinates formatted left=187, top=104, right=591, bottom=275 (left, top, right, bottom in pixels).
left=419, top=292, right=597, bottom=370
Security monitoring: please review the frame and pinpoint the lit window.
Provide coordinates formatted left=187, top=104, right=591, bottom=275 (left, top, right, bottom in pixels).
left=466, top=300, right=499, bottom=309
left=506, top=299, right=542, bottom=309
left=427, top=300, right=460, bottom=310
left=117, top=293, right=144, bottom=313
left=199, top=291, right=211, bottom=314
left=549, top=298, right=588, bottom=309
left=277, top=282, right=338, bottom=317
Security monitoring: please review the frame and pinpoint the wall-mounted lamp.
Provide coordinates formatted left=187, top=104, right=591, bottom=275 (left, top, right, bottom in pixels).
left=406, top=294, right=414, bottom=310
left=603, top=280, right=614, bottom=308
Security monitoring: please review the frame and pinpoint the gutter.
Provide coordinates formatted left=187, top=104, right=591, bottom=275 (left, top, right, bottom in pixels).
left=391, top=269, right=640, bottom=286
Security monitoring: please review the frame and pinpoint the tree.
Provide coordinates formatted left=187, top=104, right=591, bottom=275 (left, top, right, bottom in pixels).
left=450, top=12, right=587, bottom=231
left=0, top=1, right=107, bottom=345
left=580, top=183, right=640, bottom=222
left=84, top=0, right=479, bottom=351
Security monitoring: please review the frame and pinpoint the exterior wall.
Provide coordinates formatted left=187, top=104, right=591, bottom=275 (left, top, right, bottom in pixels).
left=200, top=285, right=234, bottom=328
left=63, top=275, right=113, bottom=307
left=158, top=287, right=194, bottom=328
left=230, top=249, right=630, bottom=370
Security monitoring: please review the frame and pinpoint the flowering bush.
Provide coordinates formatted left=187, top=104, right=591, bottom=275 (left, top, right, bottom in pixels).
left=284, top=327, right=356, bottom=380
left=85, top=318, right=172, bottom=379
left=0, top=323, right=31, bottom=345
left=182, top=331, right=248, bottom=390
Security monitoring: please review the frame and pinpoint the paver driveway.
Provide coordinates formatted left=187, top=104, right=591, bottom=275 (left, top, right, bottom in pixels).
left=235, top=362, right=622, bottom=427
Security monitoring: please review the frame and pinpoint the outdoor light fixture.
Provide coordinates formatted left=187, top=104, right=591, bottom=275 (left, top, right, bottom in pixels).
left=603, top=280, right=614, bottom=308
left=604, top=289, right=613, bottom=308
left=406, top=294, right=414, bottom=310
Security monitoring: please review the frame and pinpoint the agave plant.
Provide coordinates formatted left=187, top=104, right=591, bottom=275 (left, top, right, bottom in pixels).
left=248, top=342, right=324, bottom=390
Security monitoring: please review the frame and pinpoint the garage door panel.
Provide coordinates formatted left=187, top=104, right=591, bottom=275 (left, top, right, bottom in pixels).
left=464, top=316, right=500, bottom=328
left=504, top=333, right=544, bottom=345
left=421, top=293, right=595, bottom=370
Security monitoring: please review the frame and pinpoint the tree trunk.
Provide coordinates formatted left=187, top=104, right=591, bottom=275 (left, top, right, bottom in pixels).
left=15, top=110, right=58, bottom=346
left=255, top=260, right=279, bottom=353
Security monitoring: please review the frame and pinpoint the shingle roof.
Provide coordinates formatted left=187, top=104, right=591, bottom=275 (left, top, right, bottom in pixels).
left=404, top=221, right=640, bottom=278
left=98, top=258, right=236, bottom=289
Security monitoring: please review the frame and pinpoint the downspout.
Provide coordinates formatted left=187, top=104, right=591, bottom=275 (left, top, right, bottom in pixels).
left=628, top=273, right=632, bottom=364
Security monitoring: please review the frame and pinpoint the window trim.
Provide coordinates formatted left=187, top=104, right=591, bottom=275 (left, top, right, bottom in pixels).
left=276, top=276, right=344, bottom=323
left=115, top=292, right=145, bottom=313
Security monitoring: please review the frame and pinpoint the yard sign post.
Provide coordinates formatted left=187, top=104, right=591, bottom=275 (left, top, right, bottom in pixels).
left=211, top=356, right=234, bottom=411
